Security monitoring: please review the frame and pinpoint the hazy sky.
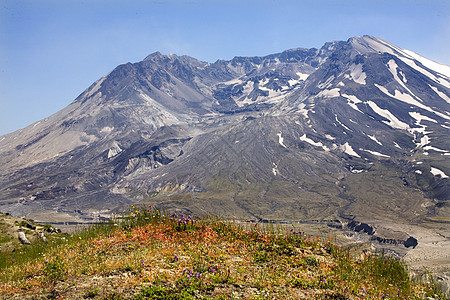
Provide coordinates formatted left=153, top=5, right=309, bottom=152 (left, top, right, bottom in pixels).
left=1, top=0, right=449, bottom=135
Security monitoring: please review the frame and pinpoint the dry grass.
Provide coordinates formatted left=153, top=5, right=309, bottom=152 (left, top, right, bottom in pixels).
left=0, top=207, right=446, bottom=299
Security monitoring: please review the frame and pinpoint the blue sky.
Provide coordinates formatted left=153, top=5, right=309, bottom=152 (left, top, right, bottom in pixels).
left=1, top=0, right=449, bottom=135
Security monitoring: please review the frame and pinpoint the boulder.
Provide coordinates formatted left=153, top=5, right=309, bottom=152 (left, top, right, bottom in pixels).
left=404, top=236, right=418, bottom=248
left=18, top=232, right=31, bottom=244
left=37, top=230, right=47, bottom=242
left=25, top=222, right=36, bottom=230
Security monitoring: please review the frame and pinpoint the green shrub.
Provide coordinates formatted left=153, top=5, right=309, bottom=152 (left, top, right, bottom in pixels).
left=306, top=256, right=318, bottom=266
left=134, top=285, right=194, bottom=300
left=290, top=277, right=313, bottom=289
left=43, top=257, right=65, bottom=282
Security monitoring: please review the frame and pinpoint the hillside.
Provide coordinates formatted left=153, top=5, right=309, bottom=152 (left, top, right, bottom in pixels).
left=0, top=35, right=449, bottom=297
left=0, top=210, right=446, bottom=299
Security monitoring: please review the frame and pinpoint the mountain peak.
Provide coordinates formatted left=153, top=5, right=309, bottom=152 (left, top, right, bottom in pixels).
left=346, top=35, right=394, bottom=55
left=347, top=35, right=450, bottom=77
left=143, top=51, right=165, bottom=61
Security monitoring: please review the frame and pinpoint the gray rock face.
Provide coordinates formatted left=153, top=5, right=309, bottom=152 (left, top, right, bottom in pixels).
left=0, top=35, right=449, bottom=228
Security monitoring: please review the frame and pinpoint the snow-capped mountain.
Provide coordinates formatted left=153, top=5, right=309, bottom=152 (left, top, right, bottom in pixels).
left=0, top=36, right=448, bottom=230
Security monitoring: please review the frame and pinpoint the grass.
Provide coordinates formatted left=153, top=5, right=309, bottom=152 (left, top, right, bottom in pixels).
left=0, top=206, right=447, bottom=299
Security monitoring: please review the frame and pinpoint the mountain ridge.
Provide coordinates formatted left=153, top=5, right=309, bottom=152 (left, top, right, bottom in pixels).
left=0, top=35, right=448, bottom=234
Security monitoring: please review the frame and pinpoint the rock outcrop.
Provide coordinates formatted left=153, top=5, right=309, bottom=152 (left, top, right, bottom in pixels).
left=18, top=231, right=31, bottom=245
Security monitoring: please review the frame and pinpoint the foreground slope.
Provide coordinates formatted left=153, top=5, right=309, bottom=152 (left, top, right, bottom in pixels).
left=0, top=211, right=446, bottom=299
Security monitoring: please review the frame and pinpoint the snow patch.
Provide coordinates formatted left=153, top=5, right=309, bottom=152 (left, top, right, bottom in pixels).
left=387, top=60, right=421, bottom=101
left=393, top=142, right=401, bottom=149
left=101, top=126, right=114, bottom=133
left=367, top=101, right=409, bottom=130
left=300, top=134, right=330, bottom=151
left=409, top=112, right=437, bottom=124
left=341, top=142, right=360, bottom=158
left=408, top=112, right=435, bottom=148
left=258, top=78, right=270, bottom=89
left=296, top=72, right=310, bottom=81
left=223, top=78, right=243, bottom=85
left=288, top=79, right=299, bottom=87
left=418, top=135, right=430, bottom=147
left=272, top=163, right=279, bottom=176
left=402, top=49, right=450, bottom=78
left=351, top=169, right=365, bottom=174
left=277, top=132, right=287, bottom=148
left=360, top=149, right=390, bottom=158
left=297, top=103, right=309, bottom=119
left=317, top=88, right=340, bottom=98
left=335, top=114, right=352, bottom=131
left=423, top=146, right=448, bottom=153
left=236, top=81, right=255, bottom=107
left=349, top=64, right=367, bottom=84
left=368, top=37, right=446, bottom=77
left=342, top=93, right=364, bottom=113
left=107, top=143, right=123, bottom=159
left=376, top=84, right=428, bottom=111
left=430, top=85, right=450, bottom=104
left=353, top=36, right=395, bottom=55
left=430, top=167, right=449, bottom=178
left=375, top=84, right=450, bottom=120
left=367, top=135, right=382, bottom=146
left=415, top=170, right=422, bottom=175
left=393, top=53, right=450, bottom=89
left=325, top=134, right=336, bottom=140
